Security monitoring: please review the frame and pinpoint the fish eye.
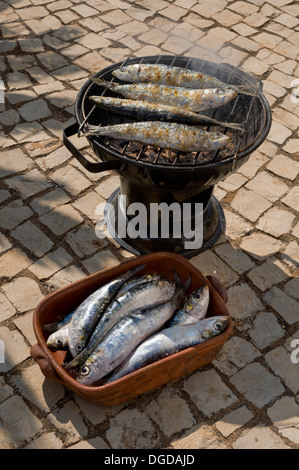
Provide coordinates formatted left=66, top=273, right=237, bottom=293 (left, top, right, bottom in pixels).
left=194, top=293, right=202, bottom=301
left=80, top=366, right=90, bottom=376
left=214, top=321, right=222, bottom=330
left=76, top=343, right=83, bottom=352
left=56, top=339, right=63, bottom=347
left=166, top=280, right=172, bottom=286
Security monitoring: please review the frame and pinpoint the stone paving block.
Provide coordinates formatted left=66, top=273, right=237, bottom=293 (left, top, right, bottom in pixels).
left=72, top=190, right=105, bottom=223
left=82, top=250, right=120, bottom=274
left=10, top=363, right=66, bottom=413
left=215, top=405, right=254, bottom=437
left=0, top=293, right=16, bottom=321
left=230, top=362, right=285, bottom=408
left=106, top=408, right=160, bottom=449
left=213, top=336, right=260, bottom=376
left=2, top=276, right=44, bottom=313
left=29, top=247, right=73, bottom=279
left=0, top=248, right=32, bottom=279
left=17, top=6, right=48, bottom=20
left=267, top=121, right=293, bottom=145
left=7, top=168, right=52, bottom=199
left=230, top=188, right=272, bottom=222
left=245, top=171, right=289, bottom=203
left=282, top=186, right=299, bottom=212
left=265, top=346, right=299, bottom=394
left=12, top=220, right=53, bottom=257
left=67, top=437, right=110, bottom=449
left=222, top=208, right=252, bottom=240
left=240, top=233, right=284, bottom=260
left=215, top=243, right=255, bottom=274
left=39, top=204, right=84, bottom=236
left=0, top=325, right=30, bottom=372
left=284, top=278, right=299, bottom=300
left=264, top=287, right=299, bottom=325
left=267, top=396, right=299, bottom=433
left=226, top=283, right=263, bottom=321
left=247, top=257, right=290, bottom=291
left=0, top=377, right=14, bottom=405
left=0, top=109, right=20, bottom=126
left=47, top=400, right=89, bottom=446
left=183, top=369, right=238, bottom=417
left=232, top=426, right=290, bottom=449
left=66, top=225, right=108, bottom=258
left=248, top=311, right=285, bottom=349
left=190, top=250, right=239, bottom=287
left=13, top=310, right=36, bottom=346
left=256, top=207, right=295, bottom=237
left=0, top=199, right=33, bottom=230
left=30, top=187, right=71, bottom=216
left=74, top=395, right=119, bottom=426
left=52, top=24, right=87, bottom=41
left=1, top=148, right=33, bottom=178
left=25, top=19, right=51, bottom=36
left=145, top=388, right=196, bottom=438
left=283, top=139, right=299, bottom=154
left=50, top=165, right=92, bottom=196
left=0, top=234, right=12, bottom=255
left=46, top=265, right=85, bottom=292
left=171, top=424, right=227, bottom=449
left=219, top=173, right=247, bottom=192
left=0, top=395, right=43, bottom=448
left=10, top=122, right=49, bottom=143
left=24, top=432, right=64, bottom=449
left=37, top=51, right=68, bottom=70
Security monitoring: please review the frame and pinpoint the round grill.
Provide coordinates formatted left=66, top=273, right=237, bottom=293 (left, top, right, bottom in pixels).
left=75, top=54, right=271, bottom=170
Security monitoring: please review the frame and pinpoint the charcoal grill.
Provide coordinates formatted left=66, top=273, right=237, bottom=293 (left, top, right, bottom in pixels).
left=63, top=55, right=272, bottom=258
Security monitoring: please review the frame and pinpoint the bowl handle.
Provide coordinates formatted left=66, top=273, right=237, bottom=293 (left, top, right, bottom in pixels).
left=63, top=122, right=124, bottom=174
left=206, top=275, right=228, bottom=304
left=30, top=344, right=62, bottom=383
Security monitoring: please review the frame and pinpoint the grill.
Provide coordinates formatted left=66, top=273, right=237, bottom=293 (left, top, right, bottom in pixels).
left=63, top=55, right=272, bottom=258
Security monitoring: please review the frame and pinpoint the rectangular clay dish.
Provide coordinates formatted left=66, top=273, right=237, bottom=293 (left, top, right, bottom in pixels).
left=32, top=252, right=232, bottom=406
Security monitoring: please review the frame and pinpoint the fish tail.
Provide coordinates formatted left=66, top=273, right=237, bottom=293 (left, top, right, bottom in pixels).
left=233, top=85, right=257, bottom=97
left=220, top=121, right=245, bottom=131
left=90, top=76, right=116, bottom=92
left=42, top=322, right=59, bottom=332
left=64, top=350, right=87, bottom=369
left=173, top=270, right=182, bottom=288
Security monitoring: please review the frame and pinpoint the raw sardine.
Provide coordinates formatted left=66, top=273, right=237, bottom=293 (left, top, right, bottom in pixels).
left=83, top=121, right=231, bottom=152
left=167, top=284, right=209, bottom=327
left=46, top=326, right=69, bottom=349
left=106, top=316, right=229, bottom=383
left=65, top=274, right=178, bottom=369
left=112, top=63, right=255, bottom=96
left=89, top=95, right=244, bottom=131
left=77, top=281, right=188, bottom=385
left=68, top=264, right=145, bottom=358
left=91, top=78, right=238, bottom=112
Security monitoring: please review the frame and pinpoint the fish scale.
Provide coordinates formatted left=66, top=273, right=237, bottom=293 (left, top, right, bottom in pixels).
left=106, top=316, right=229, bottom=383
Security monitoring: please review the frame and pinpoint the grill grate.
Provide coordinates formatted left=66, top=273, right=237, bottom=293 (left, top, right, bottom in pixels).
left=78, top=55, right=267, bottom=168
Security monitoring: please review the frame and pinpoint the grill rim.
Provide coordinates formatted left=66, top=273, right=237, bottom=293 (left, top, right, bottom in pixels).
left=75, top=55, right=272, bottom=172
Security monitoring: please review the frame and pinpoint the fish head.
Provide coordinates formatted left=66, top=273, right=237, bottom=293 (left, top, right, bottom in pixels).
left=46, top=328, right=69, bottom=349
left=77, top=357, right=104, bottom=386
left=184, top=284, right=210, bottom=320
left=112, top=64, right=140, bottom=82
left=201, top=316, right=229, bottom=339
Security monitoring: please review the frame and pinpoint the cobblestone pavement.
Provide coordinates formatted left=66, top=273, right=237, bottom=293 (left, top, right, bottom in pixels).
left=0, top=0, right=299, bottom=450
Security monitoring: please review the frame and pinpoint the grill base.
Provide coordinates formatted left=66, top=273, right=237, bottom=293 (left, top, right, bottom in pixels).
left=104, top=187, right=225, bottom=259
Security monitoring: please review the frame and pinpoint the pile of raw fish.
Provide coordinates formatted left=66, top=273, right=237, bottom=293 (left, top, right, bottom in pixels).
left=44, top=264, right=229, bottom=386
left=81, top=63, right=255, bottom=153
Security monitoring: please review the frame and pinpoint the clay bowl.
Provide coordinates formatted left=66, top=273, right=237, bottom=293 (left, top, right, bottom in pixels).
left=31, top=252, right=232, bottom=406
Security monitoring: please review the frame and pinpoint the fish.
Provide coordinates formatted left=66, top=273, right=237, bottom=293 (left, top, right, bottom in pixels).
left=89, top=95, right=245, bottom=131
left=83, top=121, right=231, bottom=153
left=106, top=316, right=229, bottom=383
left=91, top=78, right=238, bottom=112
left=43, top=310, right=75, bottom=333
left=68, top=264, right=145, bottom=359
left=167, top=284, right=209, bottom=327
left=65, top=273, right=179, bottom=369
left=76, top=277, right=191, bottom=385
left=117, top=273, right=165, bottom=295
left=112, top=63, right=256, bottom=96
left=46, top=326, right=69, bottom=349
